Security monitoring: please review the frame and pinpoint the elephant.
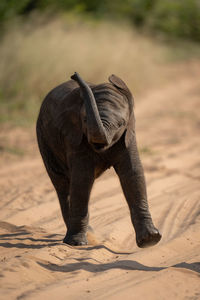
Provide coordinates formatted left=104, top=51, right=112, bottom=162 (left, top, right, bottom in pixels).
left=36, top=72, right=161, bottom=248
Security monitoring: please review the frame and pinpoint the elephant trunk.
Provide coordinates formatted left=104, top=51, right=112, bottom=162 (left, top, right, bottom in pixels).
left=71, top=72, right=111, bottom=145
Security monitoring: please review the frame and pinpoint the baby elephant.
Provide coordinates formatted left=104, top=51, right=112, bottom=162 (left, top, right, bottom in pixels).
left=36, top=72, right=161, bottom=248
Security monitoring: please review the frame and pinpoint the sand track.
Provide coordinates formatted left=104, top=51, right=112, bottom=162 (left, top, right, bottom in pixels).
left=0, top=66, right=200, bottom=299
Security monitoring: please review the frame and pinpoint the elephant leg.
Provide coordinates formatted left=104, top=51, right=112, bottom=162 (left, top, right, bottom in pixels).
left=114, top=138, right=161, bottom=248
left=63, top=157, right=94, bottom=246
left=37, top=134, right=70, bottom=228
left=48, top=170, right=70, bottom=229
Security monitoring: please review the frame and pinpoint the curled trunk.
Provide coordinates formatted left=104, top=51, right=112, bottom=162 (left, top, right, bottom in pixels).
left=71, top=72, right=111, bottom=145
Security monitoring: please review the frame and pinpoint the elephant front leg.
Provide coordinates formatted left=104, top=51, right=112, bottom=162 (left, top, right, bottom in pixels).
left=63, top=159, right=94, bottom=246
left=114, top=140, right=161, bottom=248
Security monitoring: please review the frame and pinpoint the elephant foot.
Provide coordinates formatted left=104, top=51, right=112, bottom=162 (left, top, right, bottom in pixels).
left=136, top=225, right=161, bottom=248
left=63, top=232, right=88, bottom=246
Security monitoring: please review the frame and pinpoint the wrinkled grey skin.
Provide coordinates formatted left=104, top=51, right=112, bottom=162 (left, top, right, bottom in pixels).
left=36, top=72, right=161, bottom=248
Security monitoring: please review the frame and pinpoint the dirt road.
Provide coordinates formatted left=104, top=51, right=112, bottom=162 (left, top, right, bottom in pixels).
left=0, top=63, right=200, bottom=299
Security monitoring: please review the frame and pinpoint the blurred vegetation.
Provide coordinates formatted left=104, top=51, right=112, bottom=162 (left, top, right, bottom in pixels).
left=0, top=1, right=200, bottom=127
left=0, top=17, right=168, bottom=126
left=1, top=0, right=200, bottom=41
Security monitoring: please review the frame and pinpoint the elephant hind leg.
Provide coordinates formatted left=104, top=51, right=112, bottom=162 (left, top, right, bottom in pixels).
left=48, top=169, right=70, bottom=229
left=37, top=135, right=70, bottom=228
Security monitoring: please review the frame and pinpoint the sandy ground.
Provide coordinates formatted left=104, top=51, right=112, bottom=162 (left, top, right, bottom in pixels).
left=0, top=63, right=200, bottom=300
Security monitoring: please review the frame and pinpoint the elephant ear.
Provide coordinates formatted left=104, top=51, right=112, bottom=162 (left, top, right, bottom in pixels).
left=108, top=74, right=134, bottom=113
left=125, top=112, right=135, bottom=148
left=109, top=74, right=129, bottom=91
left=54, top=89, right=83, bottom=147
left=109, top=74, right=135, bottom=147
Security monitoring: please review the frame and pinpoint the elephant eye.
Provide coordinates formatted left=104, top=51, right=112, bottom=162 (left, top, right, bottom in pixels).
left=118, top=119, right=125, bottom=128
left=83, top=117, right=87, bottom=123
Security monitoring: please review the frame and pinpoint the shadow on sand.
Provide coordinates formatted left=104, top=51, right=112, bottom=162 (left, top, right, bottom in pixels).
left=37, top=258, right=165, bottom=273
left=0, top=231, right=63, bottom=249
left=37, top=259, right=200, bottom=275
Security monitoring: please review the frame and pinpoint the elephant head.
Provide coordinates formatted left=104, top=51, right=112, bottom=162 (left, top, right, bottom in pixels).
left=71, top=72, right=134, bottom=152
